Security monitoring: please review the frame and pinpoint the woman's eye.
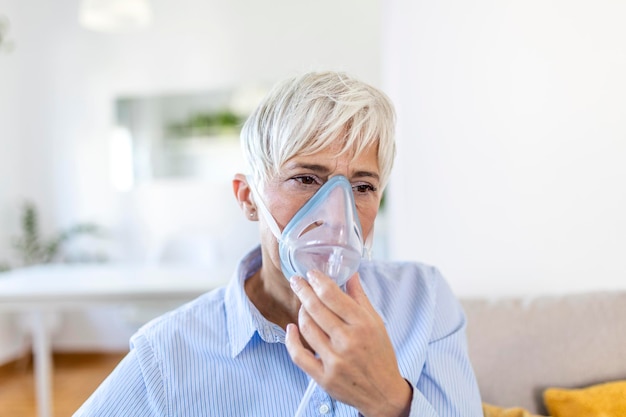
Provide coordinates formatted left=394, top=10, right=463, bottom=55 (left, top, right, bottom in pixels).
left=293, top=175, right=321, bottom=186
left=352, top=183, right=377, bottom=194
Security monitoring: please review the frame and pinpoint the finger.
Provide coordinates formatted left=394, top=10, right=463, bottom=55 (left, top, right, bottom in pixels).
left=306, top=270, right=362, bottom=323
left=297, top=306, right=333, bottom=357
left=290, top=274, right=345, bottom=330
left=284, top=323, right=323, bottom=379
left=344, top=274, right=378, bottom=316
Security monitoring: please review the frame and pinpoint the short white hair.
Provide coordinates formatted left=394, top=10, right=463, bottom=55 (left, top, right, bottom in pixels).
left=240, top=71, right=396, bottom=189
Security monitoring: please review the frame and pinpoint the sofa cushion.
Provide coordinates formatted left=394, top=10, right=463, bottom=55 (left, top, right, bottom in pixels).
left=544, top=380, right=626, bottom=417
left=482, top=402, right=546, bottom=417
left=461, top=291, right=626, bottom=415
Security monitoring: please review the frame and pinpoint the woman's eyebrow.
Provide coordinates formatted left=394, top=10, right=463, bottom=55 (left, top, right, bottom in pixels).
left=285, top=162, right=331, bottom=173
left=353, top=171, right=380, bottom=182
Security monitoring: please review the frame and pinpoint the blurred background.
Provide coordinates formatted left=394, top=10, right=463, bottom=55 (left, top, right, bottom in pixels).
left=1, top=0, right=625, bottom=360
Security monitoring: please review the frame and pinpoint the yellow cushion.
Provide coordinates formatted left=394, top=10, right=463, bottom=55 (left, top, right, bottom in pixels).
left=482, top=402, right=544, bottom=417
left=544, top=380, right=626, bottom=417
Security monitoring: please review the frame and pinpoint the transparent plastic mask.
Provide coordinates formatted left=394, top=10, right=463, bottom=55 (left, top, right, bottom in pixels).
left=280, top=175, right=364, bottom=287
left=249, top=175, right=364, bottom=287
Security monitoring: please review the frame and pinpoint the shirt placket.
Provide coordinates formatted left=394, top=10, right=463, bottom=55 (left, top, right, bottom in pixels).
left=311, top=386, right=335, bottom=416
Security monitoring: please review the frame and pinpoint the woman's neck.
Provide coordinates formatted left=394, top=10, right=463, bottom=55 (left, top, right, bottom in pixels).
left=244, top=266, right=300, bottom=330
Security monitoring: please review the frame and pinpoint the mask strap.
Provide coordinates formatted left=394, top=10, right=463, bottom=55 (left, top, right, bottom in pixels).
left=246, top=176, right=283, bottom=240
left=363, top=224, right=374, bottom=261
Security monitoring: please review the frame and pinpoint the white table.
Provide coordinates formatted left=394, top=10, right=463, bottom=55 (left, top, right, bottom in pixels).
left=0, top=263, right=230, bottom=417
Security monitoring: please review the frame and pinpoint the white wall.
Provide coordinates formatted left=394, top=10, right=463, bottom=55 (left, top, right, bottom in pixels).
left=0, top=1, right=23, bottom=267
left=383, top=0, right=626, bottom=297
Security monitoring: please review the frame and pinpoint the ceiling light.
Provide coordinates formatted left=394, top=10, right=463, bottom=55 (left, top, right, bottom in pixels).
left=79, top=0, right=153, bottom=33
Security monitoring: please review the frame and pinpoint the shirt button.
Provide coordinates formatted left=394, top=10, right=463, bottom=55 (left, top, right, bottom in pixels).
left=319, top=403, right=331, bottom=414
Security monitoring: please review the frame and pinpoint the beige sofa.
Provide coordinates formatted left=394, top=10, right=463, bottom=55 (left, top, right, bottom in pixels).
left=461, top=290, right=626, bottom=415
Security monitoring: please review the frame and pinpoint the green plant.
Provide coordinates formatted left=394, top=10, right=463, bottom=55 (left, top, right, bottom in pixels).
left=165, top=109, right=243, bottom=138
left=1, top=201, right=106, bottom=270
left=0, top=14, right=15, bottom=54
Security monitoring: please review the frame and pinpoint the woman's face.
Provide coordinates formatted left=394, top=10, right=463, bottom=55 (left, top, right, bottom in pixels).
left=258, top=143, right=382, bottom=278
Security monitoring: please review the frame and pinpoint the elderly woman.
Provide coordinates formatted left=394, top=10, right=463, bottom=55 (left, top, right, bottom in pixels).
left=74, top=72, right=482, bottom=417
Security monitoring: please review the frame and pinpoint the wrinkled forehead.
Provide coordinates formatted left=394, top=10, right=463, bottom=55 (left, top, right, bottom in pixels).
left=285, top=129, right=379, bottom=166
left=298, top=136, right=355, bottom=158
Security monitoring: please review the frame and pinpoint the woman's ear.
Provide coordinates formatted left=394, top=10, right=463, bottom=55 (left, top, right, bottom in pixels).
left=233, top=173, right=258, bottom=221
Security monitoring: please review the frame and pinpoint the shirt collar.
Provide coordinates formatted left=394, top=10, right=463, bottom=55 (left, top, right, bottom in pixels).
left=224, top=246, right=286, bottom=358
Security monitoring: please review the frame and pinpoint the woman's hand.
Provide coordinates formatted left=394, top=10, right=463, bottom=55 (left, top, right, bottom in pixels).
left=285, top=270, right=412, bottom=417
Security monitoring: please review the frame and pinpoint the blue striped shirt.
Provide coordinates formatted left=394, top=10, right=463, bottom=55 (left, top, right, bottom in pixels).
left=74, top=247, right=482, bottom=416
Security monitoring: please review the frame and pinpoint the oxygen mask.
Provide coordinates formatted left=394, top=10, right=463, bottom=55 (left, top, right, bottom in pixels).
left=250, top=175, right=364, bottom=288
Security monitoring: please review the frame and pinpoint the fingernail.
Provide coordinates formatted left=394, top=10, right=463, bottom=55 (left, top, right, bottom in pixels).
left=306, top=270, right=318, bottom=285
left=289, top=275, right=302, bottom=291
